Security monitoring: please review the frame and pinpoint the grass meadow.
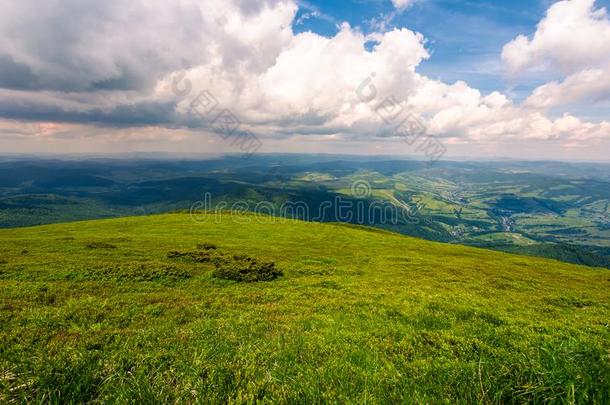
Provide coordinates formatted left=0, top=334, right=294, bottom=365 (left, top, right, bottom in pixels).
left=0, top=213, right=609, bottom=403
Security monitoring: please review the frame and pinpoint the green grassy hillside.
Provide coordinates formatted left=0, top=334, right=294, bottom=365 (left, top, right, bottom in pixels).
left=1, top=213, right=609, bottom=403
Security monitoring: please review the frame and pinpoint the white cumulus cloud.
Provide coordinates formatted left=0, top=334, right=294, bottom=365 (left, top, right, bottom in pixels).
left=502, top=0, right=610, bottom=112
left=502, top=0, right=610, bottom=75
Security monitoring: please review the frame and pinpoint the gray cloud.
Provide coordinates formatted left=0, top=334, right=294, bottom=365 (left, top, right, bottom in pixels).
left=0, top=0, right=213, bottom=92
left=0, top=0, right=296, bottom=127
left=0, top=54, right=40, bottom=90
left=0, top=98, right=178, bottom=127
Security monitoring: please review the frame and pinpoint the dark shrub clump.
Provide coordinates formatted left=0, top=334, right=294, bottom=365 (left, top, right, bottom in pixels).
left=167, top=245, right=282, bottom=282
left=213, top=255, right=282, bottom=282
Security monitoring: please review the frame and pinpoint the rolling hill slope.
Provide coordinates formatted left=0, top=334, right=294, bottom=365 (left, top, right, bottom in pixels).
left=0, top=213, right=609, bottom=402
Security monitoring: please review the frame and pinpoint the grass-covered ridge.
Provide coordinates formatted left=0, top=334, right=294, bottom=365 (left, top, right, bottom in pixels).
left=0, top=213, right=609, bottom=402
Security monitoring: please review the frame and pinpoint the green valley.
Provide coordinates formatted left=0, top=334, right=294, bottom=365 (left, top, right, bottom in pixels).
left=2, top=156, right=610, bottom=268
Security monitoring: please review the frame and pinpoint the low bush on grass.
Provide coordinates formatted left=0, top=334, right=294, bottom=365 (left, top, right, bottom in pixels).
left=213, top=254, right=282, bottom=282
left=167, top=246, right=282, bottom=282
